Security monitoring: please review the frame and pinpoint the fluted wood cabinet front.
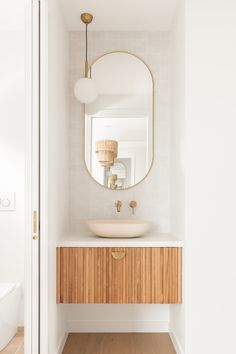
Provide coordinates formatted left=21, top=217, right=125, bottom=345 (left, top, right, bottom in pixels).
left=57, top=247, right=182, bottom=304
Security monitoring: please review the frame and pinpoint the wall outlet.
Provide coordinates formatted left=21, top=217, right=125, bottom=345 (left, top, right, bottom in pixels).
left=0, top=192, right=16, bottom=211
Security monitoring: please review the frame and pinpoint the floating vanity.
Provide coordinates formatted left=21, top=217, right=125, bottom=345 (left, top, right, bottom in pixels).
left=57, top=234, right=183, bottom=305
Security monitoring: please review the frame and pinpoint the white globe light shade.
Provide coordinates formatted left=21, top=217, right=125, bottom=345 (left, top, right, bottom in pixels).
left=74, top=77, right=98, bottom=104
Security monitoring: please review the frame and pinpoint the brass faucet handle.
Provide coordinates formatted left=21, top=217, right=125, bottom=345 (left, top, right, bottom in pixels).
left=129, top=200, right=137, bottom=214
left=115, top=200, right=122, bottom=212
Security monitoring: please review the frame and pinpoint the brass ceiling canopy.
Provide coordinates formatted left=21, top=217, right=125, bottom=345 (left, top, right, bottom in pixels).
left=81, top=13, right=93, bottom=25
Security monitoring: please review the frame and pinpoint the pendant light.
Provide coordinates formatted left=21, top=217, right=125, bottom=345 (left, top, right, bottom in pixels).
left=74, top=13, right=98, bottom=104
left=95, top=140, right=118, bottom=167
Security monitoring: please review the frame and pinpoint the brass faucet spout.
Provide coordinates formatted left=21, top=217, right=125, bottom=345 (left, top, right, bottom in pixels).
left=115, top=200, right=122, bottom=212
left=129, top=200, right=137, bottom=215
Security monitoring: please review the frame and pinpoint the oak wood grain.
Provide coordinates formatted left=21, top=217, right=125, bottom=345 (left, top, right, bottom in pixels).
left=62, top=333, right=176, bottom=354
left=57, top=247, right=182, bottom=304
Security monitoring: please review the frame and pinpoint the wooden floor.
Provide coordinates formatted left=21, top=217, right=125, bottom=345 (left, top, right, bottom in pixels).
left=0, top=332, right=24, bottom=354
left=62, top=333, right=176, bottom=354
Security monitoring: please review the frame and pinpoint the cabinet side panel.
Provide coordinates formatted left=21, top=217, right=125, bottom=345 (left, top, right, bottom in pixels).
left=56, top=248, right=61, bottom=303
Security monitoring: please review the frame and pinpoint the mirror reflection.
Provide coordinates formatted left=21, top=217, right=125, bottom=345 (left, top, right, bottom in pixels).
left=85, top=52, right=154, bottom=189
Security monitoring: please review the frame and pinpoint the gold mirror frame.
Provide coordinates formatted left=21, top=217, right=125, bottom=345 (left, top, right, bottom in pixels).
left=83, top=51, right=155, bottom=191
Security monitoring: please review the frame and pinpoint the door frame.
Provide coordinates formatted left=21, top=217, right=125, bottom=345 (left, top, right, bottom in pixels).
left=38, top=0, right=49, bottom=352
left=25, top=0, right=48, bottom=353
left=25, top=0, right=40, bottom=352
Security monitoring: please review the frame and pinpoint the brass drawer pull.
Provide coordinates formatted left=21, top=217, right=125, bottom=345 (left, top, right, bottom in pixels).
left=112, top=251, right=126, bottom=260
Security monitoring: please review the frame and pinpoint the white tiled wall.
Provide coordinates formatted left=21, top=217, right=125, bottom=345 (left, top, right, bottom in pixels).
left=69, top=31, right=170, bottom=233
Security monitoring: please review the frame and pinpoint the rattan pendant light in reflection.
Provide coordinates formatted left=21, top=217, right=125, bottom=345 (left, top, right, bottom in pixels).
left=74, top=13, right=98, bottom=104
left=95, top=140, right=118, bottom=167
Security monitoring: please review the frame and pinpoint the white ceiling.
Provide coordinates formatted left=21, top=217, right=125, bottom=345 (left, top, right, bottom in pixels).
left=0, top=0, right=24, bottom=31
left=60, top=0, right=179, bottom=31
left=93, top=118, right=147, bottom=142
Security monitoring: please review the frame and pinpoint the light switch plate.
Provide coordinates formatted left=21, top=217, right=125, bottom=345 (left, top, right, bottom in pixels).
left=0, top=192, right=16, bottom=211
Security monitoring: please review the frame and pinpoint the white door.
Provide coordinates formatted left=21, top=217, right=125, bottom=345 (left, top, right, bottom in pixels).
left=25, top=0, right=40, bottom=353
left=31, top=0, right=40, bottom=352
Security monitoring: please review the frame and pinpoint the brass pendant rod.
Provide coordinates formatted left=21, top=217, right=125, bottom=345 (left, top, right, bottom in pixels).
left=85, top=24, right=88, bottom=77
left=80, top=13, right=93, bottom=77
left=85, top=61, right=88, bottom=78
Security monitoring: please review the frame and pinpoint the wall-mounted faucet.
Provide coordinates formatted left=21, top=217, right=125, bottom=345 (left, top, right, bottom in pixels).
left=129, top=200, right=137, bottom=215
left=115, top=200, right=122, bottom=212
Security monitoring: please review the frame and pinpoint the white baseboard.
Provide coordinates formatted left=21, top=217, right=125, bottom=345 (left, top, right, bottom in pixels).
left=55, top=333, right=68, bottom=354
left=67, top=320, right=169, bottom=333
left=169, top=332, right=184, bottom=354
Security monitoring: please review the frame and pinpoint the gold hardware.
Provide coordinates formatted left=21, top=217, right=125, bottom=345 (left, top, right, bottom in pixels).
left=129, top=200, right=137, bottom=215
left=112, top=251, right=126, bottom=260
left=115, top=200, right=122, bottom=212
left=33, top=210, right=37, bottom=233
left=80, top=13, right=94, bottom=77
left=85, top=60, right=89, bottom=78
left=33, top=210, right=38, bottom=240
left=81, top=13, right=93, bottom=25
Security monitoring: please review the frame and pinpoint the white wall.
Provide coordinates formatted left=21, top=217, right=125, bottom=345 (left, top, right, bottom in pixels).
left=170, top=2, right=185, bottom=240
left=185, top=0, right=236, bottom=353
left=68, top=31, right=171, bottom=330
left=169, top=1, right=185, bottom=352
left=48, top=0, right=69, bottom=351
left=0, top=0, right=25, bottom=325
left=65, top=304, right=170, bottom=333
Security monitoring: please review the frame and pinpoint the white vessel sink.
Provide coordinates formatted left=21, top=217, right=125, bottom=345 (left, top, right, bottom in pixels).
left=86, top=219, right=151, bottom=238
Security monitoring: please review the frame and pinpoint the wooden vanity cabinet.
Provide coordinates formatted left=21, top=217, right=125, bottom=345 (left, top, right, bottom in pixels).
left=57, top=247, right=182, bottom=304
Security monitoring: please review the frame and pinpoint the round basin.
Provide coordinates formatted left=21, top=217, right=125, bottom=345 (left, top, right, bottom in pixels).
left=86, top=219, right=151, bottom=238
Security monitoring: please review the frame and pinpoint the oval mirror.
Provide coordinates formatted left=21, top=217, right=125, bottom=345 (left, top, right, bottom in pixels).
left=84, top=52, right=154, bottom=190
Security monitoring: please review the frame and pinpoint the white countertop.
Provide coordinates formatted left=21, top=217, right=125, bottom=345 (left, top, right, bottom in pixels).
left=57, top=232, right=183, bottom=248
